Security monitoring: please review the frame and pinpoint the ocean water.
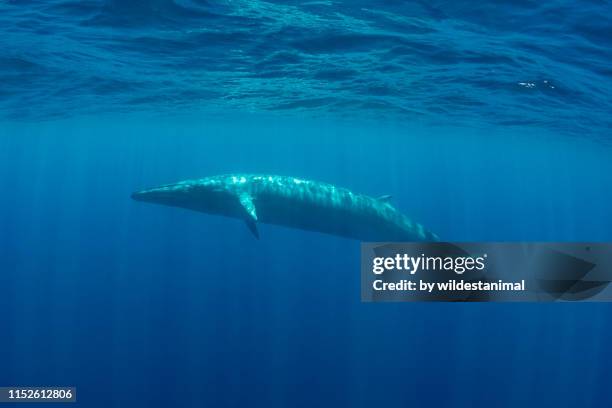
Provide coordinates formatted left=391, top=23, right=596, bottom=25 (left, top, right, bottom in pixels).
left=2, top=1, right=612, bottom=407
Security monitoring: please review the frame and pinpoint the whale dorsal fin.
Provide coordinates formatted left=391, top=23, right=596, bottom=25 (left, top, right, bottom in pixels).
left=377, top=195, right=393, bottom=203
left=239, top=192, right=259, bottom=239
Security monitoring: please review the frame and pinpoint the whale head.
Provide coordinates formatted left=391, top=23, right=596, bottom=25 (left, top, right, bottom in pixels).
left=131, top=178, right=239, bottom=216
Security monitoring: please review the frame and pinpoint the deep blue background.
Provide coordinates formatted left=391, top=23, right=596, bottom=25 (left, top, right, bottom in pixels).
left=1, top=117, right=612, bottom=407
left=2, top=0, right=612, bottom=407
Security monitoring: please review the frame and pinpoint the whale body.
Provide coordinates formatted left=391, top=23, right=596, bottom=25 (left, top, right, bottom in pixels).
left=131, top=174, right=438, bottom=241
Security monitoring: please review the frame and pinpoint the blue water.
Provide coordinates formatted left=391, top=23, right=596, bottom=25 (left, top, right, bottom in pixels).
left=2, top=1, right=612, bottom=407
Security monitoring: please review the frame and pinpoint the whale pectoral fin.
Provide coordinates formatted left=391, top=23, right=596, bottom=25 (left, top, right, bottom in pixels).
left=239, top=192, right=259, bottom=239
left=239, top=192, right=258, bottom=221
left=377, top=195, right=393, bottom=203
left=245, top=218, right=260, bottom=239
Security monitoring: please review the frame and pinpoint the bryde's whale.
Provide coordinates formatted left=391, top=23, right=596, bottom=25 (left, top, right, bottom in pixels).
left=131, top=174, right=438, bottom=241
